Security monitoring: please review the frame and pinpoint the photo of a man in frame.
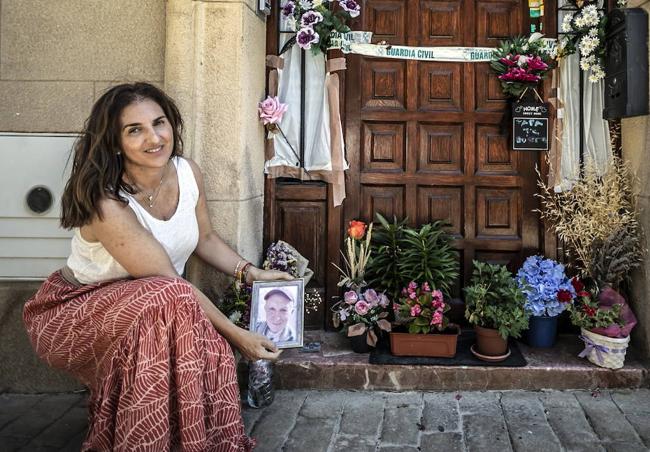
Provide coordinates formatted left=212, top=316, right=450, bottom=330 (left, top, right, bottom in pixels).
left=254, top=288, right=296, bottom=343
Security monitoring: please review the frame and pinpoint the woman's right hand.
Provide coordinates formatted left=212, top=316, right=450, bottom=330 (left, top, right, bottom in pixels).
left=233, top=329, right=282, bottom=361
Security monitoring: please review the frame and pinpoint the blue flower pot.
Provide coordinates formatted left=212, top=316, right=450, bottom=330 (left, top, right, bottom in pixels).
left=526, top=315, right=558, bottom=348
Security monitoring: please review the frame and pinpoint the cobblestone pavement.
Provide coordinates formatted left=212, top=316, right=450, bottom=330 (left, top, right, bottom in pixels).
left=1, top=389, right=649, bottom=451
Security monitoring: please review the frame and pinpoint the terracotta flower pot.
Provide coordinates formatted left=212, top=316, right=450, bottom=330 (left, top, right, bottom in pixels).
left=474, top=325, right=508, bottom=356
left=390, top=324, right=460, bottom=358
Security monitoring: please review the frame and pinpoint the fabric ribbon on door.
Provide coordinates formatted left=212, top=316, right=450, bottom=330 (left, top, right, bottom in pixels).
left=264, top=46, right=349, bottom=207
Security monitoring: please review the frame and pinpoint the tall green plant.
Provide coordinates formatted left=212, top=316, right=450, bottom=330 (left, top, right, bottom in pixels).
left=365, top=213, right=407, bottom=302
left=366, top=213, right=459, bottom=299
left=464, top=261, right=529, bottom=340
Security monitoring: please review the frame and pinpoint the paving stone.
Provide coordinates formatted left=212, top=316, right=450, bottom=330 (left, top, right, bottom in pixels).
left=0, top=394, right=82, bottom=439
left=248, top=391, right=306, bottom=452
left=422, top=392, right=460, bottom=433
left=60, top=430, right=86, bottom=452
left=420, top=432, right=463, bottom=452
left=298, top=391, right=347, bottom=419
left=459, top=392, right=512, bottom=452
left=575, top=391, right=646, bottom=446
left=380, top=394, right=423, bottom=446
left=0, top=436, right=29, bottom=452
left=332, top=434, right=376, bottom=451
left=611, top=389, right=650, bottom=415
left=241, top=406, right=264, bottom=436
left=339, top=392, right=385, bottom=437
left=604, top=441, right=650, bottom=452
left=28, top=405, right=87, bottom=448
left=0, top=394, right=44, bottom=431
left=500, top=392, right=562, bottom=452
left=625, top=414, right=650, bottom=447
left=539, top=391, right=602, bottom=450
left=379, top=447, right=420, bottom=452
left=284, top=415, right=337, bottom=452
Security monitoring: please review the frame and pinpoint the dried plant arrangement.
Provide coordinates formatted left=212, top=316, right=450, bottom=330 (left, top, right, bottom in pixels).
left=536, top=156, right=642, bottom=281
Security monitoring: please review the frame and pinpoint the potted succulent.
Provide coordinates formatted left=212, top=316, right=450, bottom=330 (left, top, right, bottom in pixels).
left=516, top=255, right=576, bottom=348
left=332, top=220, right=391, bottom=352
left=464, top=261, right=529, bottom=361
left=390, top=281, right=460, bottom=357
left=567, top=277, right=637, bottom=369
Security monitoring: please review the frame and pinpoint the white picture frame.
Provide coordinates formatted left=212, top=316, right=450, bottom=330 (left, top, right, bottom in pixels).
left=250, top=279, right=304, bottom=349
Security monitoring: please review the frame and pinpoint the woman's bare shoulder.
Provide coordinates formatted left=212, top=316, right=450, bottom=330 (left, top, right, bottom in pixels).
left=82, top=197, right=136, bottom=242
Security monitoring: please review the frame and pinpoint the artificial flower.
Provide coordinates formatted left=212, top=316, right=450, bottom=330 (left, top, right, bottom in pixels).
left=354, top=300, right=370, bottom=315
left=300, top=10, right=323, bottom=27
left=410, top=304, right=422, bottom=317
left=258, top=96, right=288, bottom=125
left=296, top=27, right=320, bottom=50
left=344, top=290, right=358, bottom=304
left=347, top=220, right=367, bottom=240
left=339, top=0, right=360, bottom=17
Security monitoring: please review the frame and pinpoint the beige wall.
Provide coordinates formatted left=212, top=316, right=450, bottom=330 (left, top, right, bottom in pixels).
left=0, top=0, right=166, bottom=132
left=621, top=0, right=650, bottom=359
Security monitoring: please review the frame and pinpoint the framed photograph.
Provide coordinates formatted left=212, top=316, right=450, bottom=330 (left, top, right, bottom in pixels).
left=250, top=279, right=304, bottom=349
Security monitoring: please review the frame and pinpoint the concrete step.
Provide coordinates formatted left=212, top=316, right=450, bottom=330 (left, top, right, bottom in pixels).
left=240, top=331, right=650, bottom=391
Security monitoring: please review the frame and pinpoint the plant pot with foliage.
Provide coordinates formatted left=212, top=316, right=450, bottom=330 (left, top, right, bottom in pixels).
left=567, top=278, right=637, bottom=369
left=516, top=255, right=575, bottom=348
left=390, top=281, right=460, bottom=357
left=365, top=213, right=460, bottom=312
left=537, top=157, right=644, bottom=368
left=464, top=261, right=529, bottom=361
left=332, top=220, right=391, bottom=352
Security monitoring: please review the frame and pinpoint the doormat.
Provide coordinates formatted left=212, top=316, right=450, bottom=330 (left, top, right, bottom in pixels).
left=369, top=329, right=527, bottom=367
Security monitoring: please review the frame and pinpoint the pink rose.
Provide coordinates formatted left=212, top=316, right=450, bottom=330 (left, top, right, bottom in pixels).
left=354, top=300, right=369, bottom=316
left=408, top=281, right=418, bottom=291
left=364, top=289, right=379, bottom=306
left=408, top=291, right=417, bottom=300
left=344, top=290, right=358, bottom=305
left=422, top=282, right=431, bottom=292
left=431, top=311, right=443, bottom=326
left=258, top=96, right=288, bottom=125
left=410, top=304, right=422, bottom=317
left=432, top=289, right=443, bottom=304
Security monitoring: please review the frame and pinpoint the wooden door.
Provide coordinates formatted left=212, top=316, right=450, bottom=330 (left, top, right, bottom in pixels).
left=343, top=0, right=545, bottom=295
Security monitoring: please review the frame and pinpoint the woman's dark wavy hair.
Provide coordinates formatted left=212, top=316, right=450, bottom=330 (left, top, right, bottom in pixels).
left=60, top=82, right=184, bottom=229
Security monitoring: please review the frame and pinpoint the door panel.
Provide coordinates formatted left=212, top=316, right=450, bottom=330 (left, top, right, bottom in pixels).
left=345, top=0, right=541, bottom=292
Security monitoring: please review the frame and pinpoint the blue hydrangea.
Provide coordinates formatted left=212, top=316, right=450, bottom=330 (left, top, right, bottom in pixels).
left=516, top=255, right=575, bottom=317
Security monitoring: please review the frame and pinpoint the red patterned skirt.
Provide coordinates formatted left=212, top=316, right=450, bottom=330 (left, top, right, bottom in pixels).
left=23, top=271, right=254, bottom=452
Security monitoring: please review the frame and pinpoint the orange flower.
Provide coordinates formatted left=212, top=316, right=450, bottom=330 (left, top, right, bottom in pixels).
left=347, top=220, right=367, bottom=240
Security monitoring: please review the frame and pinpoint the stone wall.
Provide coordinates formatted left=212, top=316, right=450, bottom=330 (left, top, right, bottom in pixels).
left=0, top=0, right=166, bottom=132
left=621, top=0, right=650, bottom=359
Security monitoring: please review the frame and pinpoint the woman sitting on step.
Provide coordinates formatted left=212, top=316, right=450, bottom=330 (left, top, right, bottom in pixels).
left=23, top=82, right=291, bottom=451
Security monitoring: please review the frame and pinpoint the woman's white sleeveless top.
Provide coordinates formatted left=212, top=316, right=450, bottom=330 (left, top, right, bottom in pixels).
left=66, top=157, right=200, bottom=284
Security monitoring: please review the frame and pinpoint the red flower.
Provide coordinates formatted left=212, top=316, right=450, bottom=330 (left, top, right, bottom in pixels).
left=577, top=290, right=590, bottom=298
left=571, top=277, right=584, bottom=292
left=557, top=289, right=572, bottom=303
left=347, top=220, right=367, bottom=240
left=584, top=306, right=597, bottom=317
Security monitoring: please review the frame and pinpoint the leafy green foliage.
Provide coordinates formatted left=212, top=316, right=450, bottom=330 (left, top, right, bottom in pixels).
left=365, top=213, right=407, bottom=302
left=463, top=261, right=529, bottom=340
left=365, top=213, right=459, bottom=300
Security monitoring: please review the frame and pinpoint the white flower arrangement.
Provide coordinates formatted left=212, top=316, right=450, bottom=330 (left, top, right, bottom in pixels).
left=560, top=1, right=607, bottom=83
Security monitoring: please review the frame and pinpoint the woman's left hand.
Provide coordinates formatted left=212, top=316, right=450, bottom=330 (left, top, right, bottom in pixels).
left=246, top=266, right=293, bottom=284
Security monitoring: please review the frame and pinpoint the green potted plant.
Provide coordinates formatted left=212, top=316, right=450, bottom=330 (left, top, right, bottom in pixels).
left=464, top=260, right=529, bottom=362
left=366, top=213, right=459, bottom=300
left=390, top=281, right=460, bottom=357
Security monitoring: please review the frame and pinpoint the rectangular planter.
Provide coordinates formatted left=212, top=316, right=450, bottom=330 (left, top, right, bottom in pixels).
left=389, top=325, right=460, bottom=358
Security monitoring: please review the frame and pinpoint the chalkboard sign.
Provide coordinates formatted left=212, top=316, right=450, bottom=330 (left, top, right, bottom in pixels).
left=512, top=102, right=549, bottom=151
